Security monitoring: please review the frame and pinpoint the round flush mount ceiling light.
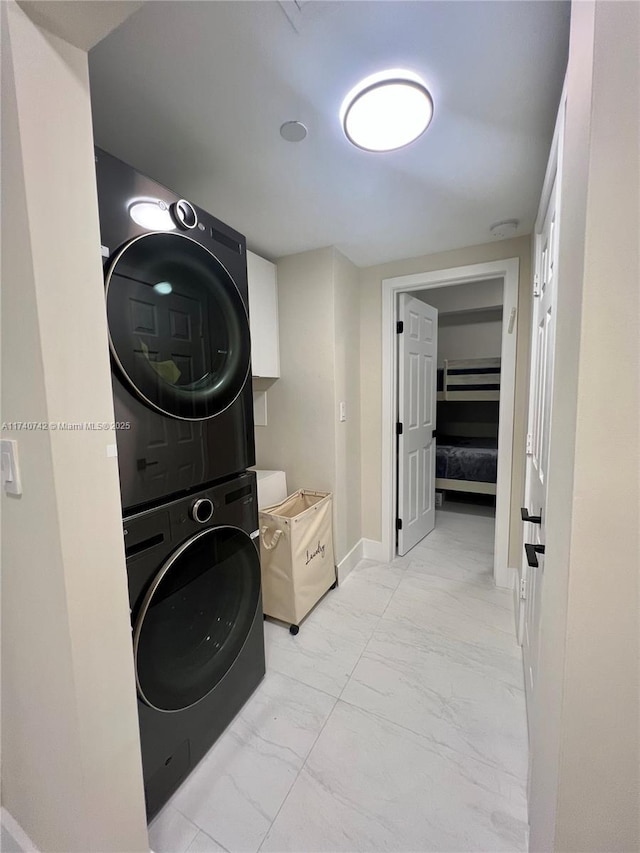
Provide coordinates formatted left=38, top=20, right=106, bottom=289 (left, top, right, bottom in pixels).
left=340, top=69, right=434, bottom=152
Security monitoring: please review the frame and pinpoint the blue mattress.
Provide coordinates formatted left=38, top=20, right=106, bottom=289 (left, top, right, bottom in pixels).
left=436, top=436, right=498, bottom=483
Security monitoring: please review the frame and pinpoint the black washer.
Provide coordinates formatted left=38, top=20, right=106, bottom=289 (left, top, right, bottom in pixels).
left=125, top=472, right=265, bottom=820
left=134, top=526, right=260, bottom=712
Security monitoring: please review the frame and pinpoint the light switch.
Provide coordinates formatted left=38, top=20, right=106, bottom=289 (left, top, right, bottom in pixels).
left=339, top=401, right=347, bottom=422
left=1, top=439, right=23, bottom=496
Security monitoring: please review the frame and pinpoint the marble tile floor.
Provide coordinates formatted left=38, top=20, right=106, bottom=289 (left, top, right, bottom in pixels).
left=149, top=504, right=529, bottom=853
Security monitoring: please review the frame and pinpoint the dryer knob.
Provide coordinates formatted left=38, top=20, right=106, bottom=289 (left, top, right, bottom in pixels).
left=171, top=199, right=198, bottom=230
left=191, top=498, right=214, bottom=524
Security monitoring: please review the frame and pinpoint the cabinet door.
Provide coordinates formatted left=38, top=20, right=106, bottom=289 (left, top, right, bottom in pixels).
left=247, top=251, right=280, bottom=378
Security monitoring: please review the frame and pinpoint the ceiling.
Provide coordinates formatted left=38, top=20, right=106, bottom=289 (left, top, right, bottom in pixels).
left=19, top=0, right=143, bottom=50
left=89, top=1, right=570, bottom=267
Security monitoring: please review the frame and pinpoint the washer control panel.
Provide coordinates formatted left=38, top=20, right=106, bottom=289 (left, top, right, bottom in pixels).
left=190, top=497, right=214, bottom=524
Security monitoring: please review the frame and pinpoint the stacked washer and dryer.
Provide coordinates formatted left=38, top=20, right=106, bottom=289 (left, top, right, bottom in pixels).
left=95, top=149, right=265, bottom=820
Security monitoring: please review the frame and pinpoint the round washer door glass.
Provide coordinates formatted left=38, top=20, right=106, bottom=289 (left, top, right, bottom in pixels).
left=106, top=232, right=250, bottom=420
left=134, top=526, right=261, bottom=712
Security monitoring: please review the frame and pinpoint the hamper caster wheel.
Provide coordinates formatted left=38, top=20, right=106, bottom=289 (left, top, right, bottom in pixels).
left=289, top=625, right=299, bottom=636
left=330, top=580, right=338, bottom=590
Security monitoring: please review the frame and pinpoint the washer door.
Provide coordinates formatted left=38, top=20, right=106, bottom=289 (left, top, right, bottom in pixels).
left=106, top=232, right=250, bottom=420
left=133, top=526, right=261, bottom=712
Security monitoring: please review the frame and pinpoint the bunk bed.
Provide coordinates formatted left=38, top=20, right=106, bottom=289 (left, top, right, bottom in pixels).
left=435, top=357, right=500, bottom=497
left=436, top=357, right=501, bottom=401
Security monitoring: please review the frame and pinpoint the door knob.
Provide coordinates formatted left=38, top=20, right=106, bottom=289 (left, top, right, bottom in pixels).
left=525, top=542, right=545, bottom=568
left=521, top=507, right=542, bottom=524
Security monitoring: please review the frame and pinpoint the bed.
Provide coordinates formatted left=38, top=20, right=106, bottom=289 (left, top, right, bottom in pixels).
left=435, top=435, right=498, bottom=495
left=435, top=357, right=501, bottom=496
left=437, top=357, right=501, bottom=402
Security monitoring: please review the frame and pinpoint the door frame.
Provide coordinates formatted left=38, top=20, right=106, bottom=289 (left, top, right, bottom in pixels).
left=381, top=258, right=520, bottom=588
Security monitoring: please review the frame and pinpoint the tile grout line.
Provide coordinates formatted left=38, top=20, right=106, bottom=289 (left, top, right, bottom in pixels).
left=168, top=804, right=230, bottom=853
left=255, top=690, right=341, bottom=852
left=333, top=559, right=409, bottom=705
left=334, top=692, right=525, bottom=794
left=255, top=559, right=401, bottom=852
left=169, top=664, right=338, bottom=853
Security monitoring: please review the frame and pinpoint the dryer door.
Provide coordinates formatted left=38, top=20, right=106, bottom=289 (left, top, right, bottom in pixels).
left=133, top=526, right=261, bottom=712
left=106, top=232, right=250, bottom=421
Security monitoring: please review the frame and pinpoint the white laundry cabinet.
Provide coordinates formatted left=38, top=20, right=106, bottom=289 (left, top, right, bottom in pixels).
left=247, top=250, right=279, bottom=379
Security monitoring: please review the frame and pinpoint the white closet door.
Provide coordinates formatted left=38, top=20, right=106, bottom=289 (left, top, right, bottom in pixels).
left=521, top=165, right=560, bottom=724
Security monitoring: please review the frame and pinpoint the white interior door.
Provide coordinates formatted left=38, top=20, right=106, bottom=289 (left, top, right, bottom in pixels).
left=520, top=171, right=559, bottom=722
left=397, top=294, right=438, bottom=556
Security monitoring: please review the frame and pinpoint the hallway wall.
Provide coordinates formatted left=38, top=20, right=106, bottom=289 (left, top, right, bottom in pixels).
left=529, top=2, right=639, bottom=849
left=1, top=4, right=148, bottom=850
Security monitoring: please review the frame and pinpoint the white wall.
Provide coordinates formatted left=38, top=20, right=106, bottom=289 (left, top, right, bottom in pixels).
left=333, top=249, right=362, bottom=564
left=415, top=278, right=503, bottom=315
left=255, top=248, right=336, bottom=502
left=416, top=279, right=504, bottom=365
left=1, top=4, right=148, bottom=850
left=529, top=2, right=640, bottom=849
left=254, top=248, right=361, bottom=564
left=359, top=235, right=532, bottom=568
left=437, top=310, right=503, bottom=365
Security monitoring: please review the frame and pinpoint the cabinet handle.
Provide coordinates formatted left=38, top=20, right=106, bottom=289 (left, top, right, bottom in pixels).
left=521, top=507, right=542, bottom=524
left=525, top=542, right=545, bottom=568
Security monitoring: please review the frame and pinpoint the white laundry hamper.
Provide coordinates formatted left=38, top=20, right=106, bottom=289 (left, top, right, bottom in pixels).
left=259, top=490, right=336, bottom=634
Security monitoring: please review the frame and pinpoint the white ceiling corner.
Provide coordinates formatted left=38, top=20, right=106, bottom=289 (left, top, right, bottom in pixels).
left=19, top=0, right=143, bottom=51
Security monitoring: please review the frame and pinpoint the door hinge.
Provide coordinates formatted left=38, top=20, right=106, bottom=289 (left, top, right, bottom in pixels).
left=526, top=432, right=533, bottom=455
left=396, top=422, right=403, bottom=435
left=520, top=577, right=527, bottom=600
left=396, top=518, right=403, bottom=531
left=396, top=321, right=404, bottom=333
left=533, top=274, right=540, bottom=298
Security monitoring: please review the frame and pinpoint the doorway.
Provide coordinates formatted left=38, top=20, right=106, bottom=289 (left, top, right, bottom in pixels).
left=397, top=282, right=504, bottom=557
left=382, top=258, right=520, bottom=588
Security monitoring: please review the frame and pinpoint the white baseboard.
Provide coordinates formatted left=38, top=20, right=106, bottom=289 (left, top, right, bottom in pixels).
left=1, top=808, right=39, bottom=852
left=337, top=539, right=364, bottom=584
left=336, top=538, right=389, bottom=584
left=495, top=565, right=517, bottom=590
left=362, top=539, right=387, bottom=563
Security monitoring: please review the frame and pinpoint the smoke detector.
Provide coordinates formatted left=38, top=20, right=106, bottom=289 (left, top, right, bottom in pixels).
left=490, top=219, right=519, bottom=239
left=280, top=121, right=308, bottom=142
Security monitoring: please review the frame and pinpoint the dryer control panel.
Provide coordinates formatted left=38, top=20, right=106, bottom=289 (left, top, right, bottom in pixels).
left=123, top=470, right=258, bottom=611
